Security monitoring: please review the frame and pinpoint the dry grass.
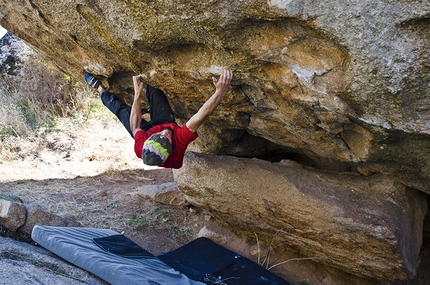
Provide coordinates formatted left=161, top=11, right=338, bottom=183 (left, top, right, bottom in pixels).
left=0, top=45, right=103, bottom=141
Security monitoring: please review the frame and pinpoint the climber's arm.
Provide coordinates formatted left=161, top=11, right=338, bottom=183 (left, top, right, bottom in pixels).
left=186, top=68, right=232, bottom=133
left=130, top=75, right=145, bottom=136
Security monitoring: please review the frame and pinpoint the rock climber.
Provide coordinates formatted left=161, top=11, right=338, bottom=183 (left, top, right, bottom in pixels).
left=84, top=68, right=232, bottom=169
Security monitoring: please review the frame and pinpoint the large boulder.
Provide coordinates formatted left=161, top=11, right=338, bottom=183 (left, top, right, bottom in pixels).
left=0, top=1, right=429, bottom=193
left=174, top=152, right=428, bottom=281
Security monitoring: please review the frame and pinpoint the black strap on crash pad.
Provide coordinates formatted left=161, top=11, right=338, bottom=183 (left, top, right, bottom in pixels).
left=93, top=234, right=155, bottom=259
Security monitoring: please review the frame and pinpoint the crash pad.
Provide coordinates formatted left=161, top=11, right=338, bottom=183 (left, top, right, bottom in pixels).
left=32, top=225, right=289, bottom=285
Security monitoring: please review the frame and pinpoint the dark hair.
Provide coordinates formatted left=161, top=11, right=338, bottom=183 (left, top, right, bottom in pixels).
left=164, top=126, right=173, bottom=134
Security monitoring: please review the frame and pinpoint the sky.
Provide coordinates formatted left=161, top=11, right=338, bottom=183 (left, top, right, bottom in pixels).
left=0, top=25, right=7, bottom=38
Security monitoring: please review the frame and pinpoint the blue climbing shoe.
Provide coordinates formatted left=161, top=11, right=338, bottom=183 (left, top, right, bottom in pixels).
left=84, top=72, right=101, bottom=89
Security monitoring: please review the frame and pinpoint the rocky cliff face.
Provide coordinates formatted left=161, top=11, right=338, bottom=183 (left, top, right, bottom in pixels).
left=0, top=0, right=429, bottom=283
left=0, top=33, right=24, bottom=75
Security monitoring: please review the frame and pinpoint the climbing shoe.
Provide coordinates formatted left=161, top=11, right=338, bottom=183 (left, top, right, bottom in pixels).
left=84, top=72, right=101, bottom=89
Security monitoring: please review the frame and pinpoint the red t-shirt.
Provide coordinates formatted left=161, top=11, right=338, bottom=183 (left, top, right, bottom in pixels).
left=134, top=123, right=198, bottom=169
